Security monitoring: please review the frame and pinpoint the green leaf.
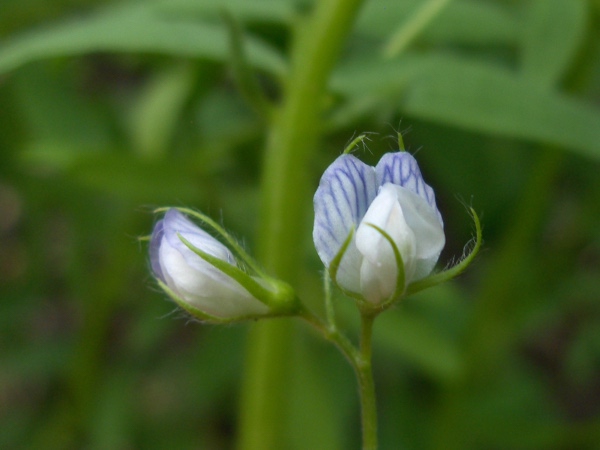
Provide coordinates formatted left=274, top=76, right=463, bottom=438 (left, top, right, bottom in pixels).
left=220, top=9, right=273, bottom=118
left=332, top=54, right=600, bottom=160
left=130, top=64, right=196, bottom=159
left=0, top=4, right=286, bottom=76
left=402, top=56, right=600, bottom=160
left=521, top=0, right=587, bottom=87
left=331, top=53, right=444, bottom=96
left=155, top=0, right=297, bottom=25
left=382, top=0, right=452, bottom=58
left=356, top=0, right=517, bottom=46
left=426, top=0, right=517, bottom=46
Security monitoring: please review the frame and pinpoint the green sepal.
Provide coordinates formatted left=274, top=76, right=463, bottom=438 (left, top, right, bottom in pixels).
left=406, top=207, right=482, bottom=296
left=343, top=133, right=368, bottom=154
left=397, top=129, right=406, bottom=151
left=177, top=233, right=298, bottom=314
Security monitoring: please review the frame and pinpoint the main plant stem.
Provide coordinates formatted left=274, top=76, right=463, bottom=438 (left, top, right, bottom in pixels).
left=236, top=1, right=366, bottom=449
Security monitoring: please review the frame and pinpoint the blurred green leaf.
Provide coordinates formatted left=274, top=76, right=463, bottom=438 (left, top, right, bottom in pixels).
left=402, top=56, right=600, bottom=159
left=0, top=4, right=287, bottom=77
left=155, top=0, right=298, bottom=25
left=332, top=54, right=600, bottom=160
left=11, top=64, right=111, bottom=149
left=520, top=0, right=587, bottom=87
left=130, top=64, right=196, bottom=159
left=427, top=0, right=517, bottom=45
left=356, top=0, right=517, bottom=46
left=382, top=0, right=452, bottom=59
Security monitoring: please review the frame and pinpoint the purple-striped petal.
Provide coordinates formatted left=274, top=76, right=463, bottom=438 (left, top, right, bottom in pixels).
left=313, top=154, right=379, bottom=264
left=375, top=152, right=442, bottom=224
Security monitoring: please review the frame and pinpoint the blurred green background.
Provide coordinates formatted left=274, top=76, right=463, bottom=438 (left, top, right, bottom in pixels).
left=1, top=0, right=600, bottom=448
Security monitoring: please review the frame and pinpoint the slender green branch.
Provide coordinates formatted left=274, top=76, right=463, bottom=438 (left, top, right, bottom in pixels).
left=324, top=271, right=336, bottom=331
left=299, top=306, right=358, bottom=367
left=357, top=312, right=378, bottom=450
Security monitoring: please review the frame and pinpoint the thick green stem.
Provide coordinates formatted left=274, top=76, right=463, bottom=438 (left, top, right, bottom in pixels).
left=357, top=312, right=378, bottom=450
left=236, top=1, right=366, bottom=449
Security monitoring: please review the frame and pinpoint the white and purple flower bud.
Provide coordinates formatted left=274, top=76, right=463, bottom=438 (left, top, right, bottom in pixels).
left=150, top=209, right=272, bottom=320
left=313, top=151, right=445, bottom=304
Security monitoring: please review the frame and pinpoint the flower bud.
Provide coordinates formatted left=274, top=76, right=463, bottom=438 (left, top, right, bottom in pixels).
left=313, top=151, right=445, bottom=304
left=151, top=209, right=292, bottom=321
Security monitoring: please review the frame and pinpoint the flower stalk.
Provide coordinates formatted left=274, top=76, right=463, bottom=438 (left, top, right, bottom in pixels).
left=357, top=311, right=378, bottom=450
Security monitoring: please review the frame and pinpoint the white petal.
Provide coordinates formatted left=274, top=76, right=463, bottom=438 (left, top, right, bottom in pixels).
left=162, top=209, right=234, bottom=268
left=356, top=185, right=417, bottom=303
left=157, top=209, right=269, bottom=318
left=313, top=154, right=378, bottom=293
left=159, top=241, right=267, bottom=317
left=389, top=184, right=445, bottom=280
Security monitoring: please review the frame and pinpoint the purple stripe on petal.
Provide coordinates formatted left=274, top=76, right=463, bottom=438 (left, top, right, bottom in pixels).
left=375, top=152, right=442, bottom=223
left=313, top=155, right=378, bottom=264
